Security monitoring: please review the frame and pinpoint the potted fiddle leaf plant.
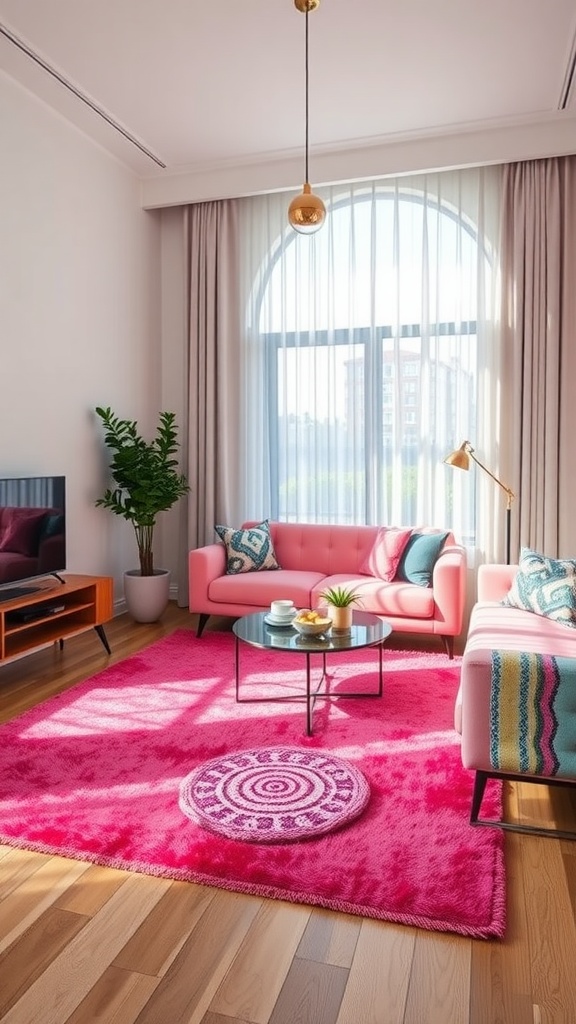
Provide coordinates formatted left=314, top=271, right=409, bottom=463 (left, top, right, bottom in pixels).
left=318, top=584, right=362, bottom=632
left=95, top=406, right=190, bottom=622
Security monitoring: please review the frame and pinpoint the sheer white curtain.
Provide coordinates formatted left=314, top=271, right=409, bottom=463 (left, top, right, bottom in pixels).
left=234, top=168, right=502, bottom=559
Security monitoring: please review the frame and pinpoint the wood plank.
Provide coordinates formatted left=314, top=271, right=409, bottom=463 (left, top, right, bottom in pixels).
left=202, top=1014, right=252, bottom=1024
left=403, top=931, right=470, bottom=1024
left=470, top=830, right=533, bottom=1024
left=268, top=957, right=348, bottom=1024
left=64, top=966, right=159, bottom=1024
left=0, top=855, right=91, bottom=953
left=1, top=872, right=170, bottom=1024
left=521, top=834, right=576, bottom=1023
left=0, top=907, right=88, bottom=1017
left=0, top=846, right=52, bottom=898
left=113, top=880, right=215, bottom=977
left=296, top=908, right=361, bottom=968
left=209, top=900, right=311, bottom=1023
left=133, top=889, right=262, bottom=1024
left=335, top=920, right=415, bottom=1024
left=55, top=862, right=131, bottom=915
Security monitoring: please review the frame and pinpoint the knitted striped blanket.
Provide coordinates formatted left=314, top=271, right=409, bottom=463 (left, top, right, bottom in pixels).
left=490, top=650, right=576, bottom=778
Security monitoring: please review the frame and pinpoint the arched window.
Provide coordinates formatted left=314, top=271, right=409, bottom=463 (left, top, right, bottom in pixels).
left=241, top=170, right=500, bottom=552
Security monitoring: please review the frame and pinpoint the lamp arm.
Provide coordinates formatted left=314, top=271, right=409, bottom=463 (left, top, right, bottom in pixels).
left=468, top=451, right=515, bottom=510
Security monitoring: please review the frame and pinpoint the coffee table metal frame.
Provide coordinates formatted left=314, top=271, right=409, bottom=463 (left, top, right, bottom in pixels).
left=232, top=610, right=392, bottom=736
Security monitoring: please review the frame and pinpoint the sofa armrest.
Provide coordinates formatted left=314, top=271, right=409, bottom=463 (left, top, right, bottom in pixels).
left=432, top=544, right=467, bottom=634
left=477, top=563, right=517, bottom=603
left=189, top=543, right=227, bottom=611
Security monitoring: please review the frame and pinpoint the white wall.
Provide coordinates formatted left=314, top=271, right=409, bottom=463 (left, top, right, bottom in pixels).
left=0, top=72, right=167, bottom=608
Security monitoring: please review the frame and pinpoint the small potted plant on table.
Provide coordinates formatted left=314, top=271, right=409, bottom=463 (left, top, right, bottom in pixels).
left=318, top=584, right=361, bottom=632
left=95, top=406, right=190, bottom=623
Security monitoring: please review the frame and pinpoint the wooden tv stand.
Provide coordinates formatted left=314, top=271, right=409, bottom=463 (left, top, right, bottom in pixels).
left=0, top=574, right=114, bottom=664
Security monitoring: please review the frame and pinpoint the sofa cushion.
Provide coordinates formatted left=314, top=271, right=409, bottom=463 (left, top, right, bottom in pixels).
left=312, top=574, right=435, bottom=619
left=359, top=526, right=412, bottom=582
left=209, top=569, right=326, bottom=608
left=215, top=520, right=280, bottom=575
left=0, top=509, right=46, bottom=556
left=502, top=547, right=576, bottom=628
left=395, top=531, right=449, bottom=587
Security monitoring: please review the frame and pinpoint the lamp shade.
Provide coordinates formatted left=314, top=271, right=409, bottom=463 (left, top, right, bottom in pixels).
left=443, top=444, right=471, bottom=471
left=288, top=183, right=326, bottom=234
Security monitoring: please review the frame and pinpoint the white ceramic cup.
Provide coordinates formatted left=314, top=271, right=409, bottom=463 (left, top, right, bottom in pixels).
left=270, top=599, right=294, bottom=618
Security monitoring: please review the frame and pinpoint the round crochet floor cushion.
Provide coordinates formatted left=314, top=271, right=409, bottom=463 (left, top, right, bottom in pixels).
left=178, top=745, right=370, bottom=843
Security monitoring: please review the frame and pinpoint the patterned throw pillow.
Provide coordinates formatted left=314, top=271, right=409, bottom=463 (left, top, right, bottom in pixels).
left=215, top=520, right=281, bottom=575
left=502, top=547, right=576, bottom=628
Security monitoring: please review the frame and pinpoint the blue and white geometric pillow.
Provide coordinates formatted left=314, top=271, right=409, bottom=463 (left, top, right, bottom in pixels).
left=502, top=547, right=576, bottom=628
left=215, top=520, right=281, bottom=575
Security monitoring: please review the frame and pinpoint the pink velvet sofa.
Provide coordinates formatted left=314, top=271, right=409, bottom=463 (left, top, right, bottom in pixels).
left=189, top=522, right=466, bottom=657
left=455, top=563, right=576, bottom=836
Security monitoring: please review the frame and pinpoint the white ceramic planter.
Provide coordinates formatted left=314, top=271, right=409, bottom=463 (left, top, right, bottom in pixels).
left=123, top=569, right=171, bottom=623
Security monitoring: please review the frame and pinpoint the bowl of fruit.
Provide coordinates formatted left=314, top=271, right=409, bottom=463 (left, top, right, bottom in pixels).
left=292, top=608, right=332, bottom=637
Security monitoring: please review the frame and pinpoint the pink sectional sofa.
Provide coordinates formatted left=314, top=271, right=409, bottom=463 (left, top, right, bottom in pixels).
left=189, top=522, right=466, bottom=657
left=456, top=563, right=576, bottom=835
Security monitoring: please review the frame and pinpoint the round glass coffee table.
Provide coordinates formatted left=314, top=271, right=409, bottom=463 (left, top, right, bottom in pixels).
left=232, top=610, right=392, bottom=735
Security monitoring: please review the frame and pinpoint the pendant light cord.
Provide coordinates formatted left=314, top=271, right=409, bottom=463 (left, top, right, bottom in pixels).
left=305, top=5, right=309, bottom=184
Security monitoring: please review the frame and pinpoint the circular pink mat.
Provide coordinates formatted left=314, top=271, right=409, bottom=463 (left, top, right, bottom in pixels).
left=178, top=746, right=370, bottom=843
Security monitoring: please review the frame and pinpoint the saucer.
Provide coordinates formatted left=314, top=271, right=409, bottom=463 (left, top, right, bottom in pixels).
left=264, top=611, right=296, bottom=627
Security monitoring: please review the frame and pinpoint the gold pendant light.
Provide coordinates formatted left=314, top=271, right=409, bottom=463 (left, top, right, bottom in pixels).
left=288, top=0, right=327, bottom=234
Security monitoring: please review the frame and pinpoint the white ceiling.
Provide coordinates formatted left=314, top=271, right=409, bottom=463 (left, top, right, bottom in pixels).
left=1, top=0, right=576, bottom=183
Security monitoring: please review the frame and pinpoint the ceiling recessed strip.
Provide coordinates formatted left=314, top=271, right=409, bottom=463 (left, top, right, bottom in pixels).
left=0, top=22, right=166, bottom=168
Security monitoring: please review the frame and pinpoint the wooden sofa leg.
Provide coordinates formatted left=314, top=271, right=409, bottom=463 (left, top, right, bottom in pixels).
left=440, top=635, right=454, bottom=659
left=470, top=771, right=488, bottom=825
left=197, top=613, right=210, bottom=638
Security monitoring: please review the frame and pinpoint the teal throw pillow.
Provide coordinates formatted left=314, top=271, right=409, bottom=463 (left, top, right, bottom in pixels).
left=502, top=547, right=576, bottom=628
left=396, top=531, right=449, bottom=587
left=215, top=520, right=281, bottom=575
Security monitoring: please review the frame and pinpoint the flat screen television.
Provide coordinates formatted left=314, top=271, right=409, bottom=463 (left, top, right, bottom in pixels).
left=0, top=476, right=66, bottom=601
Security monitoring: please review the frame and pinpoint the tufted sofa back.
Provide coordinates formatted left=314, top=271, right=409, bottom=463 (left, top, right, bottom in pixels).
left=242, top=521, right=455, bottom=578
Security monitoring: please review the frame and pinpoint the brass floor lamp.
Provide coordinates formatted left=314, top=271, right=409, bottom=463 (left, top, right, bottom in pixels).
left=444, top=441, right=516, bottom=564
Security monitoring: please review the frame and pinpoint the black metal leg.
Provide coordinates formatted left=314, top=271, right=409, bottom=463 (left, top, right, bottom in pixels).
left=470, top=771, right=488, bottom=824
left=235, top=634, right=240, bottom=700
left=197, top=613, right=210, bottom=638
left=233, top=626, right=385, bottom=737
left=94, top=624, right=111, bottom=654
left=306, top=653, right=312, bottom=736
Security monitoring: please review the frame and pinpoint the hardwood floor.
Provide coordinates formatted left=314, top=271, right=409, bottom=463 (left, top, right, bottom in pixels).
left=1, top=605, right=576, bottom=1024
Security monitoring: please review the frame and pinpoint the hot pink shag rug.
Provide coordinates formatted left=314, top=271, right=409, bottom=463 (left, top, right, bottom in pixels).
left=0, top=629, right=505, bottom=938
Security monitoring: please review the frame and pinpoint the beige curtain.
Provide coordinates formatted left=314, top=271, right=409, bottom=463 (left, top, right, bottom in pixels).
left=178, top=199, right=241, bottom=604
left=500, top=157, right=576, bottom=560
